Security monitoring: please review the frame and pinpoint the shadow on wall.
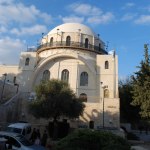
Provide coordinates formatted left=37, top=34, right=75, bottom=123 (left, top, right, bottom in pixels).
left=79, top=109, right=119, bottom=129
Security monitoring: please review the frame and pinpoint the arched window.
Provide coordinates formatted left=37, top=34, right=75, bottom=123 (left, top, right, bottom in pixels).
left=85, top=38, right=89, bottom=48
left=61, top=69, right=69, bottom=83
left=80, top=72, right=88, bottom=86
left=79, top=93, right=87, bottom=102
left=104, top=89, right=109, bottom=98
left=42, top=70, right=50, bottom=81
left=105, top=61, right=109, bottom=69
left=25, top=58, right=30, bottom=66
left=50, top=37, right=53, bottom=46
left=66, top=36, right=71, bottom=46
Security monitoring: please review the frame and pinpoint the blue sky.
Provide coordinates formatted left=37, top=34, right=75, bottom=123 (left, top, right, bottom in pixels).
left=0, top=0, right=150, bottom=79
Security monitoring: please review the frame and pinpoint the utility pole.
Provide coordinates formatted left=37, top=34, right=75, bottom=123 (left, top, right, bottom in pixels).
left=0, top=73, right=7, bottom=101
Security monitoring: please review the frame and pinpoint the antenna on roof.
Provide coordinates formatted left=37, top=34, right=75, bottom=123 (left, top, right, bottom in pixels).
left=42, top=33, right=44, bottom=38
left=105, top=41, right=109, bottom=51
left=37, top=39, right=40, bottom=47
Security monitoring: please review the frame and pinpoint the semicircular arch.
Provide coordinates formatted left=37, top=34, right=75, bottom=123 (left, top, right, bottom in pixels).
left=31, top=53, right=96, bottom=90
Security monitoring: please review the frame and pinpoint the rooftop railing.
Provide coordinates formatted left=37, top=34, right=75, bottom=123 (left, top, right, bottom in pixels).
left=27, top=41, right=108, bottom=54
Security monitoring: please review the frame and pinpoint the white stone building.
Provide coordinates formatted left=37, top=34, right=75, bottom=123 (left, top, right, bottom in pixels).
left=0, top=23, right=120, bottom=129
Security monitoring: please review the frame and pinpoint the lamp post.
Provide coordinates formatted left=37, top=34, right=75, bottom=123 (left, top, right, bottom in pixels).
left=14, top=83, right=19, bottom=93
left=78, top=29, right=81, bottom=47
left=101, top=82, right=108, bottom=129
left=0, top=73, right=7, bottom=100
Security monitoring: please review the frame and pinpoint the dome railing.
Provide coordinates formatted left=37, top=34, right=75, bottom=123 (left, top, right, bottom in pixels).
left=35, top=41, right=107, bottom=54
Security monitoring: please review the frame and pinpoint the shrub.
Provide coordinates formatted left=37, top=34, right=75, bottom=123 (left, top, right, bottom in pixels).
left=127, top=132, right=139, bottom=140
left=55, top=129, right=131, bottom=150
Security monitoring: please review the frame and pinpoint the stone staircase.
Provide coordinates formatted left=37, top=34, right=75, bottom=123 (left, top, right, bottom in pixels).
left=0, top=93, right=22, bottom=129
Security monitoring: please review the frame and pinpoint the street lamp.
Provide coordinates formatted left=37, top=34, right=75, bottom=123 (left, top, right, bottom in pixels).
left=101, top=82, right=108, bottom=128
left=0, top=73, right=7, bottom=100
left=14, top=83, right=19, bottom=93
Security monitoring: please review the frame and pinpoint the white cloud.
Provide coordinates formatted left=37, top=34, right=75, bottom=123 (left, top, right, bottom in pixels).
left=0, top=37, right=25, bottom=53
left=61, top=16, right=84, bottom=23
left=0, top=0, right=14, bottom=4
left=0, top=2, right=52, bottom=25
left=134, top=15, right=150, bottom=24
left=87, top=12, right=114, bottom=24
left=122, top=2, right=135, bottom=9
left=126, top=3, right=135, bottom=7
left=10, top=25, right=48, bottom=36
left=146, top=6, right=150, bottom=12
left=66, top=3, right=115, bottom=25
left=0, top=37, right=26, bottom=64
left=0, top=26, right=7, bottom=33
left=121, top=13, right=137, bottom=21
left=68, top=3, right=102, bottom=16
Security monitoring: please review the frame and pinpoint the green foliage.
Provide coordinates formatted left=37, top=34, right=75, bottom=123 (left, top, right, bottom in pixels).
left=119, top=78, right=140, bottom=123
left=126, top=132, right=139, bottom=140
left=131, top=44, right=150, bottom=119
left=28, top=79, right=85, bottom=120
left=55, top=129, right=131, bottom=150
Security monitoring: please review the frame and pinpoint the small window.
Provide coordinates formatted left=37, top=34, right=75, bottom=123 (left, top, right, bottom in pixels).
left=61, top=69, right=69, bottom=83
left=105, top=61, right=109, bottom=69
left=85, top=38, right=89, bottom=48
left=80, top=72, right=88, bottom=86
left=42, top=70, right=50, bottom=81
left=25, top=58, right=30, bottom=66
left=79, top=93, right=87, bottom=102
left=66, top=36, right=71, bottom=46
left=50, top=37, right=53, bottom=46
left=104, top=89, right=109, bottom=98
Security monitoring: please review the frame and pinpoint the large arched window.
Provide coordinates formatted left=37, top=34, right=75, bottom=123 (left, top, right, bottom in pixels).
left=42, top=70, right=50, bottom=81
left=85, top=38, right=89, bottom=48
left=79, top=93, right=87, bottom=102
left=50, top=37, right=53, bottom=46
left=61, top=69, right=69, bottom=83
left=104, top=89, right=109, bottom=98
left=66, top=36, right=71, bottom=46
left=25, top=58, right=30, bottom=66
left=105, top=61, right=109, bottom=69
left=80, top=72, right=88, bottom=86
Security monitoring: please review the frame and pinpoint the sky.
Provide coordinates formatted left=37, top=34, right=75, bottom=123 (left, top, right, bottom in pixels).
left=0, top=0, right=150, bottom=79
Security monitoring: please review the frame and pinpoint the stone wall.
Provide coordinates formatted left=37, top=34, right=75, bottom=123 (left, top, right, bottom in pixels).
left=0, top=93, right=22, bottom=130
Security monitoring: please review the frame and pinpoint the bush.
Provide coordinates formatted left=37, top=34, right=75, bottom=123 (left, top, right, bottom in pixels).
left=55, top=129, right=131, bottom=150
left=127, top=132, right=139, bottom=140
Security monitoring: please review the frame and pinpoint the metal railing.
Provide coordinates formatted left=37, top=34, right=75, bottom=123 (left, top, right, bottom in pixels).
left=27, top=41, right=108, bottom=54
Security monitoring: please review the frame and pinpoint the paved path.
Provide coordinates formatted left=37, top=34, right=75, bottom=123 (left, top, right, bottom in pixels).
left=131, top=145, right=148, bottom=150
left=131, top=143, right=150, bottom=150
left=130, top=130, right=150, bottom=150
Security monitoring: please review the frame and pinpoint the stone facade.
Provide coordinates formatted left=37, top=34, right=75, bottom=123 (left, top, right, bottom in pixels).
left=0, top=23, right=120, bottom=129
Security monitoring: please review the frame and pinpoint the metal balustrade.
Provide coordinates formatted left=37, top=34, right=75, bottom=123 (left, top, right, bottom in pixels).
left=27, top=41, right=108, bottom=54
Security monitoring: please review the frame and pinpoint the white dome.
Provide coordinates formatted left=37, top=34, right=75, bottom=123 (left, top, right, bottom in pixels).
left=48, top=23, right=96, bottom=36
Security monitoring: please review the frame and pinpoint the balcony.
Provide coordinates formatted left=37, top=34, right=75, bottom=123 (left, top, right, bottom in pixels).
left=35, top=41, right=107, bottom=54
